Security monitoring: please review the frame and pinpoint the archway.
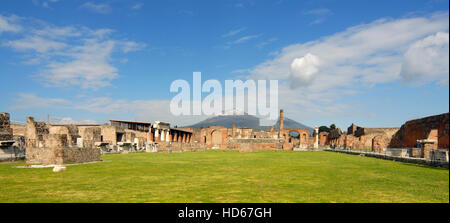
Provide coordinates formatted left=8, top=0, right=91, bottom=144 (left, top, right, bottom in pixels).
left=289, top=130, right=300, bottom=146
left=301, top=133, right=307, bottom=144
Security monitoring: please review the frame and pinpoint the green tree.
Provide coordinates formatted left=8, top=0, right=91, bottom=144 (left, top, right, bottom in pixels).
left=330, top=124, right=336, bottom=130
left=318, top=126, right=330, bottom=133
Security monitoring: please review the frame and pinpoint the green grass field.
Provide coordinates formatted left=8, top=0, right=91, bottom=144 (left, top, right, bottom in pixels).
left=0, top=150, right=448, bottom=203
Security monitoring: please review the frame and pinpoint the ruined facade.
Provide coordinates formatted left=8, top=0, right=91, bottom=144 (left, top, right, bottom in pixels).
left=188, top=110, right=317, bottom=151
left=0, top=113, right=13, bottom=141
left=389, top=113, right=449, bottom=149
left=25, top=117, right=101, bottom=165
left=0, top=113, right=17, bottom=161
left=322, top=113, right=449, bottom=160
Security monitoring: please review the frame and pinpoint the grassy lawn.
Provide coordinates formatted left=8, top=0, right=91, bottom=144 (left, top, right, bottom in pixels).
left=0, top=150, right=448, bottom=203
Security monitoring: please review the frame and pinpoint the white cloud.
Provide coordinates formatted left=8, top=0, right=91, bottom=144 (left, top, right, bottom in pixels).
left=4, top=36, right=67, bottom=53
left=33, top=0, right=59, bottom=8
left=40, top=40, right=118, bottom=89
left=1, top=14, right=145, bottom=89
left=131, top=3, right=144, bottom=10
left=257, top=37, right=277, bottom=48
left=80, top=2, right=112, bottom=14
left=302, top=8, right=332, bottom=25
left=0, top=15, right=22, bottom=33
left=9, top=93, right=71, bottom=110
left=247, top=12, right=449, bottom=123
left=120, top=40, right=147, bottom=53
left=302, top=8, right=332, bottom=16
left=31, top=26, right=82, bottom=38
left=400, top=32, right=449, bottom=84
left=222, top=27, right=247, bottom=38
left=50, top=117, right=98, bottom=125
left=250, top=12, right=449, bottom=86
left=289, top=53, right=321, bottom=88
left=232, top=35, right=261, bottom=44
left=10, top=94, right=207, bottom=126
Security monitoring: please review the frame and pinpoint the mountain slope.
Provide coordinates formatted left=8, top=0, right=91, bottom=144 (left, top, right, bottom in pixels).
left=184, top=114, right=312, bottom=133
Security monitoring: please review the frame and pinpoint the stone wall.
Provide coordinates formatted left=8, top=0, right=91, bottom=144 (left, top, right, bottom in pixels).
left=49, top=125, right=80, bottom=147
left=155, top=142, right=206, bottom=153
left=25, top=117, right=49, bottom=148
left=0, top=113, right=13, bottom=141
left=63, top=147, right=101, bottom=164
left=389, top=113, right=449, bottom=149
left=372, top=135, right=391, bottom=152
left=25, top=117, right=102, bottom=165
left=11, top=124, right=25, bottom=136
left=319, top=132, right=329, bottom=145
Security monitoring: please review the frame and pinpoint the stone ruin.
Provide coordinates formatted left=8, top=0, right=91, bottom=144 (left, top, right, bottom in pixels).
left=323, top=113, right=449, bottom=162
left=0, top=113, right=16, bottom=161
left=25, top=117, right=101, bottom=165
left=183, top=110, right=319, bottom=152
left=0, top=113, right=26, bottom=161
left=0, top=113, right=13, bottom=141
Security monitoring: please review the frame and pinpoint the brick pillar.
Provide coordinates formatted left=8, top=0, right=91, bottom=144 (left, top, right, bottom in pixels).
left=278, top=109, right=284, bottom=139
left=232, top=124, right=236, bottom=138
left=279, top=109, right=284, bottom=130
left=173, top=132, right=178, bottom=142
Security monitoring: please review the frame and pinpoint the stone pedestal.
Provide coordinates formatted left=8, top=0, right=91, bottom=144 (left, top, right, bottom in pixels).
left=417, top=139, right=438, bottom=160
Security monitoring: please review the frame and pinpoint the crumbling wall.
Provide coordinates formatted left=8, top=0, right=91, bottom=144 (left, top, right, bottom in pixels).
left=389, top=113, right=449, bottom=149
left=82, top=127, right=102, bottom=148
left=372, top=135, right=391, bottom=152
left=49, top=125, right=80, bottom=147
left=101, top=125, right=124, bottom=145
left=0, top=113, right=13, bottom=141
left=25, top=117, right=49, bottom=148
left=319, top=132, right=329, bottom=145
left=26, top=117, right=101, bottom=165
left=63, top=147, right=101, bottom=164
left=26, top=134, right=67, bottom=165
left=11, top=124, right=25, bottom=137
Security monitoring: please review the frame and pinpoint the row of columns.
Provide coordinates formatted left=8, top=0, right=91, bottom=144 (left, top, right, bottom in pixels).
left=147, top=129, right=192, bottom=143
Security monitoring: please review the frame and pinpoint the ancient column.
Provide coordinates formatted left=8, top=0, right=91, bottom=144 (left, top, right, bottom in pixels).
left=160, top=130, right=164, bottom=142
left=154, top=129, right=159, bottom=142
left=173, top=132, right=178, bottom=143
left=166, top=131, right=170, bottom=142
left=278, top=109, right=284, bottom=139
left=314, top=126, right=319, bottom=149
left=279, top=109, right=284, bottom=130
left=232, top=124, right=236, bottom=138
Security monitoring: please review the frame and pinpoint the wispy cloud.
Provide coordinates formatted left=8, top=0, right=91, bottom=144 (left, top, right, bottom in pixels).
left=1, top=14, right=146, bottom=90
left=32, top=0, right=60, bottom=9
left=232, top=34, right=261, bottom=44
left=257, top=37, right=277, bottom=48
left=178, top=9, right=194, bottom=16
left=247, top=12, right=449, bottom=122
left=80, top=2, right=112, bottom=14
left=222, top=27, right=247, bottom=38
left=0, top=14, right=22, bottom=33
left=302, top=8, right=332, bottom=16
left=9, top=93, right=207, bottom=126
left=302, top=8, right=333, bottom=25
left=131, top=3, right=144, bottom=10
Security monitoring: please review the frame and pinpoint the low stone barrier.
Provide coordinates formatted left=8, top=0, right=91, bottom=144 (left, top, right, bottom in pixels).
left=325, top=148, right=449, bottom=168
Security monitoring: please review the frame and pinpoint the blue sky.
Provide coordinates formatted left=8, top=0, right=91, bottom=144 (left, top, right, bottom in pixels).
left=0, top=0, right=448, bottom=129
